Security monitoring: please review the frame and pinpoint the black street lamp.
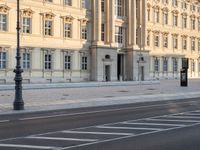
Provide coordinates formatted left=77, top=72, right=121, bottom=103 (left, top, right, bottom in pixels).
left=13, top=0, right=24, bottom=110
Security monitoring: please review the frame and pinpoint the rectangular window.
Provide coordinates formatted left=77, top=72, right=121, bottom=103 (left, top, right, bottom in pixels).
left=147, top=33, right=150, bottom=46
left=192, top=61, right=195, bottom=72
left=115, top=0, right=123, bottom=17
left=173, top=15, right=178, bottom=26
left=22, top=17, right=31, bottom=33
left=172, top=58, right=178, bottom=72
left=182, top=17, right=187, bottom=28
left=163, top=13, right=168, bottom=25
left=154, top=35, right=159, bottom=47
left=101, top=23, right=105, bottom=41
left=191, top=19, right=195, bottom=30
left=81, top=25, right=87, bottom=40
left=23, top=52, right=31, bottom=69
left=172, top=0, right=178, bottom=7
left=154, top=11, right=159, bottom=23
left=0, top=52, right=6, bottom=69
left=64, top=55, right=71, bottom=70
left=44, top=20, right=53, bottom=36
left=147, top=10, right=150, bottom=22
left=173, top=37, right=178, bottom=49
left=163, top=36, right=168, bottom=48
left=115, top=26, right=123, bottom=44
left=64, top=0, right=72, bottom=6
left=81, top=0, right=86, bottom=8
left=0, top=14, right=7, bottom=31
left=154, top=57, right=159, bottom=72
left=182, top=38, right=187, bottom=50
left=191, top=39, right=195, bottom=51
left=163, top=58, right=168, bottom=72
left=198, top=41, right=200, bottom=51
left=44, top=54, right=52, bottom=70
left=81, top=56, right=88, bottom=70
left=101, top=0, right=105, bottom=12
left=64, top=23, right=72, bottom=38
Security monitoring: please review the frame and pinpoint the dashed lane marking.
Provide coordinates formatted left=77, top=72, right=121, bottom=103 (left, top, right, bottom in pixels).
left=0, top=120, right=9, bottom=123
left=121, top=122, right=186, bottom=127
left=0, top=144, right=59, bottom=149
left=61, top=131, right=133, bottom=136
left=164, top=115, right=200, bottom=119
left=96, top=125, right=163, bottom=131
left=27, top=136, right=98, bottom=142
left=147, top=118, right=200, bottom=123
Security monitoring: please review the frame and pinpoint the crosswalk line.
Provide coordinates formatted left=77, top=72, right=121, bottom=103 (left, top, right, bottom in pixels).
left=167, top=115, right=200, bottom=119
left=180, top=113, right=200, bottom=116
left=27, top=136, right=98, bottom=142
left=0, top=144, right=58, bottom=149
left=147, top=118, right=200, bottom=123
left=122, top=122, right=185, bottom=127
left=62, top=130, right=133, bottom=136
left=96, top=125, right=162, bottom=131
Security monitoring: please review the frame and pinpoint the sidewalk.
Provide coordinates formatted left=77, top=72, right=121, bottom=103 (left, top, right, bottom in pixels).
left=0, top=79, right=200, bottom=115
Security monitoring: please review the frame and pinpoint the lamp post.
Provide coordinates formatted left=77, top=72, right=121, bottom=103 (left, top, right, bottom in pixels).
left=13, top=0, right=24, bottom=110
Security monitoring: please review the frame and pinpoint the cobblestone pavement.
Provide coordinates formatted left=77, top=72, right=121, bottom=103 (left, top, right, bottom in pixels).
left=0, top=79, right=200, bottom=114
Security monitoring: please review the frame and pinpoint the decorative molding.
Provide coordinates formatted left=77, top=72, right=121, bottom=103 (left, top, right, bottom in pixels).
left=61, top=15, right=74, bottom=23
left=21, top=8, right=34, bottom=17
left=0, top=5, right=10, bottom=13
left=41, top=12, right=55, bottom=19
left=78, top=18, right=89, bottom=25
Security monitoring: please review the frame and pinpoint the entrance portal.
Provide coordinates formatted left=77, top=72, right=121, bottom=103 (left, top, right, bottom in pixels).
left=117, top=54, right=125, bottom=81
left=105, top=65, right=111, bottom=81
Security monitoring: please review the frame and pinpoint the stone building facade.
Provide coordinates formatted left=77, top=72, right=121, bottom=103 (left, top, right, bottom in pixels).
left=0, top=0, right=199, bottom=83
left=0, top=0, right=150, bottom=83
left=147, top=0, right=200, bottom=79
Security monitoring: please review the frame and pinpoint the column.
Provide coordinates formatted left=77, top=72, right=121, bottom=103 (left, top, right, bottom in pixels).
left=106, top=0, right=110, bottom=43
left=110, top=0, right=115, bottom=44
left=127, top=0, right=133, bottom=46
left=133, top=0, right=137, bottom=45
left=160, top=57, right=163, bottom=76
left=97, top=0, right=102, bottom=41
left=195, top=59, right=198, bottom=77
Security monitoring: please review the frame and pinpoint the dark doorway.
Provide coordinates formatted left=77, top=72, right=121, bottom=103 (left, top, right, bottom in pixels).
left=105, top=65, right=111, bottom=81
left=141, top=66, right=144, bottom=81
left=117, top=54, right=124, bottom=81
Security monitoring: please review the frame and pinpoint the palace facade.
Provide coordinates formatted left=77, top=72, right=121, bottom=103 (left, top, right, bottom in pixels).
left=0, top=0, right=199, bottom=83
left=147, top=0, right=200, bottom=79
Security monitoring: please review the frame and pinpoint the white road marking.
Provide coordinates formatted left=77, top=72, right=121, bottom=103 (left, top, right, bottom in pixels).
left=185, top=113, right=200, bottom=116
left=166, top=115, right=200, bottom=119
left=27, top=136, right=98, bottom=142
left=0, top=144, right=58, bottom=149
left=60, top=122, right=200, bottom=150
left=62, top=130, right=133, bottom=136
left=0, top=120, right=9, bottom=123
left=147, top=118, right=200, bottom=123
left=96, top=125, right=162, bottom=131
left=122, top=122, right=186, bottom=127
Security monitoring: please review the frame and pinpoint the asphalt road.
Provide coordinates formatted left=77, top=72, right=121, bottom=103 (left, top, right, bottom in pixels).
left=0, top=98, right=200, bottom=150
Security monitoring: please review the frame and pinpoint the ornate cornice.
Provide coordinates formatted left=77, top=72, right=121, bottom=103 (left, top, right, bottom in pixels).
left=0, top=5, right=10, bottom=13
left=41, top=12, right=55, bottom=19
left=21, top=8, right=34, bottom=17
